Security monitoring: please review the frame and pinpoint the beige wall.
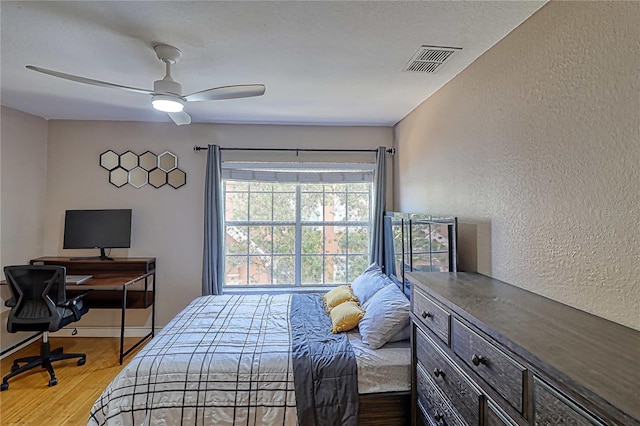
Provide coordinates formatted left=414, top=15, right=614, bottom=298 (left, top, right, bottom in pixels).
left=1, top=106, right=49, bottom=350
left=394, top=2, right=640, bottom=329
left=43, top=121, right=392, bottom=328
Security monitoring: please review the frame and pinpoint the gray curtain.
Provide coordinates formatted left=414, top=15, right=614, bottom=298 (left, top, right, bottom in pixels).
left=369, top=146, right=387, bottom=269
left=202, top=144, right=225, bottom=295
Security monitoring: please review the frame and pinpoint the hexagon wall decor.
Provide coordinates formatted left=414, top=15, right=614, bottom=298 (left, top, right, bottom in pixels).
left=100, top=150, right=186, bottom=189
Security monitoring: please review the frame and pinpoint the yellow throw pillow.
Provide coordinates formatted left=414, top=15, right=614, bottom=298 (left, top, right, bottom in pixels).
left=329, top=301, right=365, bottom=333
left=322, top=285, right=358, bottom=312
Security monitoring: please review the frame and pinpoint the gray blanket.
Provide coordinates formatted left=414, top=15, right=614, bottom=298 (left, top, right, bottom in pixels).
left=290, top=294, right=359, bottom=426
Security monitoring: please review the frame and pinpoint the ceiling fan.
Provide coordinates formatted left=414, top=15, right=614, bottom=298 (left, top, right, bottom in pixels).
left=26, top=45, right=266, bottom=125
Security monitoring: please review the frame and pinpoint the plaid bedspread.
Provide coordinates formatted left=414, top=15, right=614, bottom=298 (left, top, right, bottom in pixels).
left=88, top=294, right=297, bottom=426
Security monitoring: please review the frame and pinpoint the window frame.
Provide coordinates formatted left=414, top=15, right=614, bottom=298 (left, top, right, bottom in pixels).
left=223, top=179, right=372, bottom=290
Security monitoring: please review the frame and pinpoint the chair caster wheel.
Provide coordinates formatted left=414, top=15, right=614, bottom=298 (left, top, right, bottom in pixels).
left=48, top=378, right=58, bottom=387
left=77, top=358, right=86, bottom=366
left=1, top=383, right=8, bottom=391
left=11, top=364, right=19, bottom=373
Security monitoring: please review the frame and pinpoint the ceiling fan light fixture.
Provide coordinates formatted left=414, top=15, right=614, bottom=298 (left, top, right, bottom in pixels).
left=151, top=95, right=184, bottom=112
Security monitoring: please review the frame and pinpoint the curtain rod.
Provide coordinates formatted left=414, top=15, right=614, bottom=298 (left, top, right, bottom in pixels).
left=193, top=146, right=395, bottom=155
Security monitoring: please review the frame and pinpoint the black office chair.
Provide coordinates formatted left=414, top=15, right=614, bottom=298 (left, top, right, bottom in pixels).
left=1, top=265, right=91, bottom=391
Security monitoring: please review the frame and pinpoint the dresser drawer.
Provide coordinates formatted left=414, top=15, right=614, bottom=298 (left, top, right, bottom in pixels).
left=486, top=400, right=528, bottom=426
left=413, top=288, right=451, bottom=344
left=451, top=319, right=526, bottom=413
left=533, top=377, right=604, bottom=425
left=415, top=327, right=482, bottom=425
left=416, top=362, right=466, bottom=426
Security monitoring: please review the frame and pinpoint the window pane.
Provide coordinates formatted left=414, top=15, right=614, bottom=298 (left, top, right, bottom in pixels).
left=249, top=191, right=272, bottom=221
left=301, top=226, right=323, bottom=254
left=324, top=225, right=346, bottom=254
left=273, top=226, right=295, bottom=254
left=248, top=255, right=271, bottom=284
left=273, top=256, right=295, bottom=284
left=273, top=192, right=296, bottom=222
left=225, top=192, right=248, bottom=221
left=347, top=192, right=370, bottom=221
left=273, top=182, right=296, bottom=192
left=249, top=226, right=272, bottom=254
left=226, top=226, right=248, bottom=254
left=226, top=181, right=248, bottom=191
left=347, top=226, right=369, bottom=254
left=250, top=182, right=273, bottom=192
left=324, top=255, right=346, bottom=284
left=301, top=255, right=323, bottom=284
left=325, top=192, right=346, bottom=221
left=325, top=183, right=347, bottom=193
left=301, top=184, right=323, bottom=192
left=349, top=182, right=370, bottom=193
left=301, top=192, right=323, bottom=222
left=225, top=255, right=248, bottom=285
left=347, top=255, right=369, bottom=282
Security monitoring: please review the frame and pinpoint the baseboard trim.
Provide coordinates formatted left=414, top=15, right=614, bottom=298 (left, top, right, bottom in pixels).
left=51, top=326, right=161, bottom=338
left=0, top=333, right=42, bottom=360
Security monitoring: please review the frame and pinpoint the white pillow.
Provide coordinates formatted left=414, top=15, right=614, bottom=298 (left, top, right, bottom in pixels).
left=350, top=263, right=391, bottom=306
left=358, top=283, right=410, bottom=349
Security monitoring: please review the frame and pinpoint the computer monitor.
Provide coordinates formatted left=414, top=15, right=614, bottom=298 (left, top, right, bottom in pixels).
left=63, top=209, right=132, bottom=260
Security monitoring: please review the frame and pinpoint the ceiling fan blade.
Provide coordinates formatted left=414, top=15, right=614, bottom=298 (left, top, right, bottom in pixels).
left=26, top=65, right=155, bottom=96
left=184, top=84, right=266, bottom=102
left=167, top=111, right=191, bottom=126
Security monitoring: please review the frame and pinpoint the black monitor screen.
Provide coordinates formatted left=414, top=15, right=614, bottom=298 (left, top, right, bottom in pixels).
left=63, top=209, right=132, bottom=250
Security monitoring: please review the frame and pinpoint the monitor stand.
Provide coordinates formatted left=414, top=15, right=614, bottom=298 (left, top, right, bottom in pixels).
left=70, top=248, right=114, bottom=261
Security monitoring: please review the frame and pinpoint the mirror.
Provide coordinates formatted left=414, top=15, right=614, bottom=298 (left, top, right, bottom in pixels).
left=167, top=169, right=186, bottom=188
left=149, top=168, right=167, bottom=188
left=100, top=150, right=119, bottom=171
left=100, top=150, right=185, bottom=189
left=109, top=167, right=128, bottom=187
left=128, top=167, right=148, bottom=188
left=158, top=151, right=177, bottom=172
left=120, top=151, right=138, bottom=171
left=139, top=151, right=157, bottom=171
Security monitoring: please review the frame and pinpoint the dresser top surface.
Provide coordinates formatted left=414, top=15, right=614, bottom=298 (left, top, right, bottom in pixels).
left=407, top=271, right=640, bottom=421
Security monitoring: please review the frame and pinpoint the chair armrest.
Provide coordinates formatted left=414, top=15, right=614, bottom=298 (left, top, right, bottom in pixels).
left=4, top=298, right=16, bottom=308
left=57, top=290, right=93, bottom=321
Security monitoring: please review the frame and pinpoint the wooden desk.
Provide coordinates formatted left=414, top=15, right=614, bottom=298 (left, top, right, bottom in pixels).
left=29, top=257, right=156, bottom=364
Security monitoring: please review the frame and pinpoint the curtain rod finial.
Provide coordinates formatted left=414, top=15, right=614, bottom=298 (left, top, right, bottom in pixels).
left=386, top=148, right=396, bottom=155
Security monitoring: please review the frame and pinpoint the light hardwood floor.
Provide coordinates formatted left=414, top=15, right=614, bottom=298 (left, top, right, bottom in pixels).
left=0, top=337, right=144, bottom=425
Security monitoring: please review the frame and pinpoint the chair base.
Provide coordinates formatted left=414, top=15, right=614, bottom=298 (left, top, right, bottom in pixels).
left=1, top=339, right=86, bottom=391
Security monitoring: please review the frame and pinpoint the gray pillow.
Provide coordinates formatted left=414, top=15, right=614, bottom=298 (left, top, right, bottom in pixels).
left=350, top=263, right=391, bottom=306
left=387, top=321, right=411, bottom=343
left=358, top=283, right=410, bottom=349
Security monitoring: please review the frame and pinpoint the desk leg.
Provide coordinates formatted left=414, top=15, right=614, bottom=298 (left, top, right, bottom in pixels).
left=119, top=285, right=128, bottom=365
left=118, top=274, right=155, bottom=365
left=151, top=274, right=156, bottom=337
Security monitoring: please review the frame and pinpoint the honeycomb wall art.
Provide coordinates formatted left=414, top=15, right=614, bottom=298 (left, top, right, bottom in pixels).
left=100, top=150, right=186, bottom=189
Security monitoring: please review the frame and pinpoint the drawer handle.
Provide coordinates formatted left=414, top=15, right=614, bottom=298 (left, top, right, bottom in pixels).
left=421, top=311, right=433, bottom=319
left=471, top=354, right=487, bottom=366
left=433, top=368, right=445, bottom=378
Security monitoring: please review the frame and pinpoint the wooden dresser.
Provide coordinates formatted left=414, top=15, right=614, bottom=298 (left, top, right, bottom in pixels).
left=408, top=272, right=639, bottom=426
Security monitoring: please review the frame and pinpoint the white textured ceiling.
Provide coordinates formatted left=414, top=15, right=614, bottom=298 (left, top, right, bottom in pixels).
left=0, top=1, right=546, bottom=126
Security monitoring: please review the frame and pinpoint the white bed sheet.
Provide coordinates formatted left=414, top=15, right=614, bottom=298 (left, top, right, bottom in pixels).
left=348, top=330, right=411, bottom=394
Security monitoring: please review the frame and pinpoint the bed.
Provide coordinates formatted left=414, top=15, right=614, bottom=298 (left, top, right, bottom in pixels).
left=88, top=213, right=456, bottom=426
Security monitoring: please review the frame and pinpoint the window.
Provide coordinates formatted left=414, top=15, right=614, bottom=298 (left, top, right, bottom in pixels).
left=223, top=165, right=373, bottom=288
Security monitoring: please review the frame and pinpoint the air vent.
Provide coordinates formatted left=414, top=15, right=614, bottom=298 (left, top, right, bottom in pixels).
left=403, top=45, right=461, bottom=74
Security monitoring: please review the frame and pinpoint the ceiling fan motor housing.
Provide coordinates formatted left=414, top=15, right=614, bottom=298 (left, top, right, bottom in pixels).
left=154, top=78, right=183, bottom=96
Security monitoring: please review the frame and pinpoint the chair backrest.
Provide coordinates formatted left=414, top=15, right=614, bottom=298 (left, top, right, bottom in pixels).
left=4, top=265, right=67, bottom=332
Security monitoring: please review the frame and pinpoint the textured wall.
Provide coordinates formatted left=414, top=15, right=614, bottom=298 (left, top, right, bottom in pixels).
left=1, top=107, right=49, bottom=351
left=394, top=2, right=639, bottom=329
